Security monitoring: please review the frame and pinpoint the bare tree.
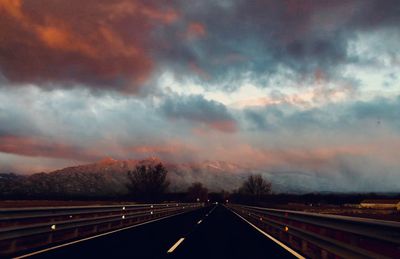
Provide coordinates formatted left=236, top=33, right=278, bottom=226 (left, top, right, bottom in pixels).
left=127, top=163, right=169, bottom=202
left=240, top=174, right=271, bottom=200
left=187, top=182, right=208, bottom=202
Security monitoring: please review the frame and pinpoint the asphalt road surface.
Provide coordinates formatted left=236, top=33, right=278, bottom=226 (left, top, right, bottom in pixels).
left=20, top=205, right=296, bottom=259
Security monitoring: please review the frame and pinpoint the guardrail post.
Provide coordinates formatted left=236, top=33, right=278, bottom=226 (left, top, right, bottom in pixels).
left=74, top=227, right=79, bottom=238
left=301, top=240, right=307, bottom=253
left=0, top=203, right=204, bottom=257
left=9, top=239, right=17, bottom=255
left=47, top=233, right=53, bottom=244
left=227, top=204, right=400, bottom=258
left=321, top=249, right=328, bottom=259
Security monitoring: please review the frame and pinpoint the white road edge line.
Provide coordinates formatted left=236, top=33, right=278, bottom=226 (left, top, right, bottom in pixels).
left=207, top=205, right=217, bottom=215
left=229, top=208, right=306, bottom=259
left=197, top=220, right=202, bottom=224
left=13, top=210, right=193, bottom=259
left=167, top=237, right=185, bottom=253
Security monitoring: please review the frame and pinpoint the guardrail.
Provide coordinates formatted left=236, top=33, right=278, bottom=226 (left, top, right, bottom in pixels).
left=227, top=204, right=400, bottom=259
left=0, top=202, right=204, bottom=257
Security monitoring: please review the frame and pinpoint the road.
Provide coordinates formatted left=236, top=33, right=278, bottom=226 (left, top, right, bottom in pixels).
left=17, top=205, right=297, bottom=259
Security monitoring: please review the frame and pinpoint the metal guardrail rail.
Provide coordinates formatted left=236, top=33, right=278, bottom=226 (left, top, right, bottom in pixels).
left=227, top=204, right=400, bottom=259
left=0, top=203, right=204, bottom=257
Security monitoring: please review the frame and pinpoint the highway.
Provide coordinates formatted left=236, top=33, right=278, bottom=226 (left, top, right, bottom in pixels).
left=16, top=205, right=297, bottom=259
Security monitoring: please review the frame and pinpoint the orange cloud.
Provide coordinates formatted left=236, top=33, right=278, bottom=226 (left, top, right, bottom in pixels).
left=0, top=0, right=179, bottom=92
left=0, top=0, right=23, bottom=20
left=141, top=6, right=179, bottom=24
left=36, top=25, right=97, bottom=58
left=131, top=144, right=188, bottom=155
left=186, top=22, right=206, bottom=39
left=189, top=62, right=211, bottom=80
left=192, top=120, right=238, bottom=136
left=106, top=1, right=179, bottom=24
left=209, top=120, right=237, bottom=133
left=0, top=135, right=100, bottom=161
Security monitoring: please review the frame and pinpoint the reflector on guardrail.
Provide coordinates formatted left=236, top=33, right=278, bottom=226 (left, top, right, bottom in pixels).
left=0, top=203, right=204, bottom=257
left=227, top=204, right=400, bottom=259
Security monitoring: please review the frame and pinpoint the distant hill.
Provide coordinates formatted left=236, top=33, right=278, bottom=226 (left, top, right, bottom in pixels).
left=1, top=157, right=362, bottom=199
left=0, top=158, right=253, bottom=198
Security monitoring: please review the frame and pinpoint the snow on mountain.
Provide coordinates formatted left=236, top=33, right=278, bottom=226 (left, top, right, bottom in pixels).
left=1, top=157, right=337, bottom=197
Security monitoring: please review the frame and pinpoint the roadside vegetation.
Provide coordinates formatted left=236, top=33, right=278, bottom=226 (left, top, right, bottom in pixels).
left=127, top=163, right=169, bottom=202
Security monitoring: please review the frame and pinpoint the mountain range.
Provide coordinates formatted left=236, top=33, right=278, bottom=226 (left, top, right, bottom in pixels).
left=0, top=158, right=255, bottom=198
left=0, top=157, right=346, bottom=198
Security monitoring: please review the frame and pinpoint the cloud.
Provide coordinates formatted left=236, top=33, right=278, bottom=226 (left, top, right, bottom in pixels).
left=0, top=1, right=399, bottom=192
left=0, top=135, right=99, bottom=161
left=0, top=0, right=180, bottom=93
left=0, top=86, right=210, bottom=168
left=242, top=95, right=400, bottom=134
left=154, top=0, right=400, bottom=90
left=185, top=22, right=206, bottom=40
left=0, top=152, right=79, bottom=173
left=1, top=0, right=399, bottom=93
left=160, top=94, right=237, bottom=133
left=0, top=85, right=399, bottom=193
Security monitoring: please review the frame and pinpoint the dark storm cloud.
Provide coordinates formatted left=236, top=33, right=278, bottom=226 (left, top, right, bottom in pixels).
left=160, top=94, right=237, bottom=133
left=161, top=0, right=400, bottom=89
left=1, top=1, right=399, bottom=92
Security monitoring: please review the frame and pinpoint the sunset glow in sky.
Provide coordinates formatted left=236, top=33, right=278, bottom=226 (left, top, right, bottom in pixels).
left=0, top=0, right=399, bottom=191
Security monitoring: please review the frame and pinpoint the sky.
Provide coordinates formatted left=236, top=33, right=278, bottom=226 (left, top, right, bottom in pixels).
left=0, top=0, right=399, bottom=191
